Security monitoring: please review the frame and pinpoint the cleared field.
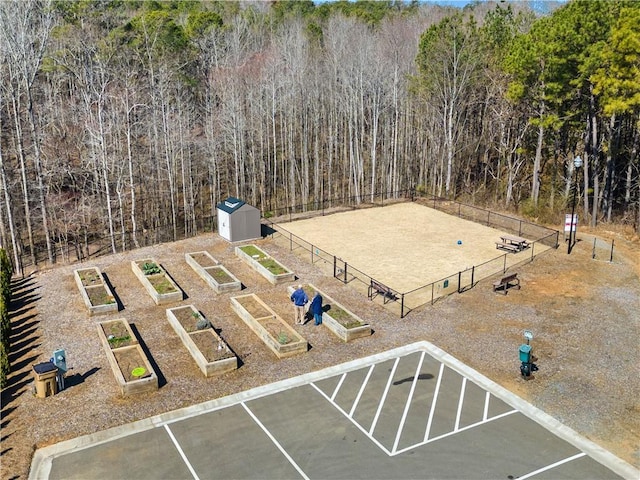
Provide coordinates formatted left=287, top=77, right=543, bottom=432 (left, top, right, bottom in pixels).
left=278, top=202, right=546, bottom=293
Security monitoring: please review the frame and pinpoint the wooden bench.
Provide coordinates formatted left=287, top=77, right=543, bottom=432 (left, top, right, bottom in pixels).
left=495, top=241, right=520, bottom=253
left=369, top=279, right=397, bottom=304
left=492, top=273, right=520, bottom=295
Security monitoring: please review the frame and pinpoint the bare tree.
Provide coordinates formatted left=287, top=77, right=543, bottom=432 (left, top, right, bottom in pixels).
left=0, top=0, right=55, bottom=263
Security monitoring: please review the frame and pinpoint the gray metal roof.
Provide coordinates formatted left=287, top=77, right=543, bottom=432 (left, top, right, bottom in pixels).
left=216, top=197, right=246, bottom=214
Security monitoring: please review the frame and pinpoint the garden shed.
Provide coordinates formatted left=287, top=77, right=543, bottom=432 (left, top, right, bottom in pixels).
left=216, top=197, right=261, bottom=243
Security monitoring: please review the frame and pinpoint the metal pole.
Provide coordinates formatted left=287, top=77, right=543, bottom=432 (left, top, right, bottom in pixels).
left=568, top=156, right=582, bottom=254
left=568, top=171, right=578, bottom=254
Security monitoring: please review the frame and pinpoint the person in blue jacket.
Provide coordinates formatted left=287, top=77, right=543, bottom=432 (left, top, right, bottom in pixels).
left=290, top=284, right=308, bottom=324
left=310, top=292, right=323, bottom=326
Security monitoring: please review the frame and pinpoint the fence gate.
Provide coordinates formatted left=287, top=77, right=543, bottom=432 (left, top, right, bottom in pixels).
left=333, top=257, right=348, bottom=283
left=458, top=266, right=475, bottom=292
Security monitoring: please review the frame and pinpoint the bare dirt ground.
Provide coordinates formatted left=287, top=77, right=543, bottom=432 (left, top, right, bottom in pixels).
left=277, top=202, right=550, bottom=292
left=1, top=209, right=639, bottom=480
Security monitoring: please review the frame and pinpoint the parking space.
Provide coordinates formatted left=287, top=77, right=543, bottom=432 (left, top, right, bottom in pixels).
left=30, top=342, right=636, bottom=480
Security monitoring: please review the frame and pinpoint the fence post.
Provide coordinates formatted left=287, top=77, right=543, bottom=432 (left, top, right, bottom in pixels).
left=343, top=263, right=348, bottom=283
left=333, top=256, right=336, bottom=277
left=610, top=239, right=615, bottom=262
left=471, top=266, right=475, bottom=287
left=401, top=294, right=405, bottom=318
left=311, top=245, right=314, bottom=264
left=457, top=271, right=461, bottom=293
left=289, top=232, right=292, bottom=251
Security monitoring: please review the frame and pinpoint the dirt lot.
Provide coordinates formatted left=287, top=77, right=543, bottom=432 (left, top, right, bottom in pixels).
left=1, top=215, right=639, bottom=479
left=277, top=202, right=551, bottom=292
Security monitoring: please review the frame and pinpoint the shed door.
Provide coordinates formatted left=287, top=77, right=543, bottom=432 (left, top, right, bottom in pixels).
left=218, top=211, right=231, bottom=240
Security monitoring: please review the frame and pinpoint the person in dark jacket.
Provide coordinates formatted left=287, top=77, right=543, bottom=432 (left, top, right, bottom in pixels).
left=310, top=292, right=323, bottom=325
left=290, top=284, right=308, bottom=324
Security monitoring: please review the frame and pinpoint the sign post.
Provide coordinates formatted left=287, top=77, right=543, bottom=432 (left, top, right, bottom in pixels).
left=567, top=156, right=583, bottom=254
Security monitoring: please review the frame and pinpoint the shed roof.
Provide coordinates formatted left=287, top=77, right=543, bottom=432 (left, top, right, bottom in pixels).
left=216, top=197, right=246, bottom=214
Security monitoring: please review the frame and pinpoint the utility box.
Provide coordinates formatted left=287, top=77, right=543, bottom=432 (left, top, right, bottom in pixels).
left=519, top=344, right=532, bottom=363
left=52, top=349, right=67, bottom=374
left=52, top=348, right=67, bottom=391
left=33, top=362, right=58, bottom=398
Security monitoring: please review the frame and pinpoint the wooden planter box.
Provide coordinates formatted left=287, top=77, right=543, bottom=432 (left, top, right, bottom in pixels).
left=235, top=245, right=295, bottom=285
left=166, top=305, right=237, bottom=377
left=231, top=294, right=307, bottom=358
left=288, top=284, right=372, bottom=342
left=185, top=251, right=242, bottom=293
left=73, top=267, right=118, bottom=315
left=97, top=318, right=158, bottom=397
left=131, top=259, right=183, bottom=305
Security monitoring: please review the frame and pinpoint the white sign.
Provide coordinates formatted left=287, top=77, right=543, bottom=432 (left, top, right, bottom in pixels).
left=564, top=214, right=578, bottom=233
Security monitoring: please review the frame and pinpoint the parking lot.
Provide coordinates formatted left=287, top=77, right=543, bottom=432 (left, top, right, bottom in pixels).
left=30, top=342, right=636, bottom=480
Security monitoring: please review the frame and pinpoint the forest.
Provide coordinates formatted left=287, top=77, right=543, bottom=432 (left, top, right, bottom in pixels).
left=0, top=0, right=638, bottom=271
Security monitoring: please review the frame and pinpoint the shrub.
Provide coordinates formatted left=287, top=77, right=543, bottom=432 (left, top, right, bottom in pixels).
left=142, top=262, right=161, bottom=275
left=0, top=248, right=12, bottom=389
left=196, top=317, right=211, bottom=330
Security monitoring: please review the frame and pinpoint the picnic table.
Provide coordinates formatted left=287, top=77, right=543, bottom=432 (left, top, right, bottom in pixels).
left=496, top=234, right=529, bottom=252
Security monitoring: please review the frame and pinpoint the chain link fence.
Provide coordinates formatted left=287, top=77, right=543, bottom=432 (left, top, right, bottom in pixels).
left=265, top=195, right=559, bottom=318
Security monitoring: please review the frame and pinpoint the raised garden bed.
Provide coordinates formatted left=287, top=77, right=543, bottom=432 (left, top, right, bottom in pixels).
left=166, top=305, right=237, bottom=377
left=185, top=251, right=241, bottom=293
left=231, top=293, right=307, bottom=358
left=131, top=259, right=183, bottom=305
left=235, top=244, right=295, bottom=285
left=73, top=266, right=118, bottom=315
left=97, top=318, right=158, bottom=396
left=288, top=283, right=372, bottom=342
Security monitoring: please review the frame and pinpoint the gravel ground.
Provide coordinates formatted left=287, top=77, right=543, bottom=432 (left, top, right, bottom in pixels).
left=1, top=225, right=639, bottom=480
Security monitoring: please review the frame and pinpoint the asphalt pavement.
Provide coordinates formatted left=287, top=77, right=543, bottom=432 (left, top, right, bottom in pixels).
left=29, top=341, right=638, bottom=480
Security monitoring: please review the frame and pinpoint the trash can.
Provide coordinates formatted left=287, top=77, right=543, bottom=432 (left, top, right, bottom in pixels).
left=33, top=362, right=58, bottom=398
left=519, top=344, right=531, bottom=363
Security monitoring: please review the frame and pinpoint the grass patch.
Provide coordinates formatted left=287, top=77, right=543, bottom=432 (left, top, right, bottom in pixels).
left=208, top=267, right=234, bottom=284
left=239, top=245, right=266, bottom=259
left=148, top=275, right=177, bottom=294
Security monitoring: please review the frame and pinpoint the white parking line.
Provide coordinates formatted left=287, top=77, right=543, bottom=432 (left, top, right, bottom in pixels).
left=369, top=356, right=399, bottom=435
left=394, top=409, right=518, bottom=456
left=331, top=372, right=347, bottom=401
left=350, top=364, right=375, bottom=417
left=424, top=362, right=444, bottom=442
left=517, top=452, right=587, bottom=479
left=392, top=350, right=426, bottom=454
left=454, top=377, right=467, bottom=431
left=483, top=391, right=490, bottom=421
left=241, top=402, right=310, bottom=480
left=163, top=424, right=200, bottom=480
left=311, top=382, right=392, bottom=455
